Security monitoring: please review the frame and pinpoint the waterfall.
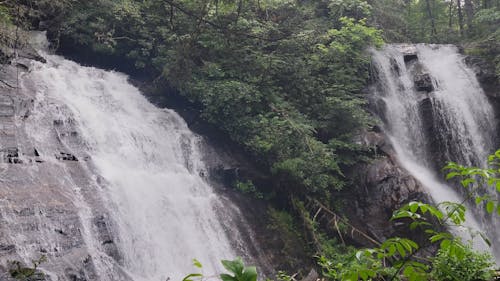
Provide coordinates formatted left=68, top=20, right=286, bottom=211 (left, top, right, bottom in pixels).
left=0, top=32, right=260, bottom=280
left=370, top=44, right=499, bottom=262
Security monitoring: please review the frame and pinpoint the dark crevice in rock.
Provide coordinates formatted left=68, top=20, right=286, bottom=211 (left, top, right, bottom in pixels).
left=56, top=152, right=78, bottom=161
left=404, top=53, right=418, bottom=63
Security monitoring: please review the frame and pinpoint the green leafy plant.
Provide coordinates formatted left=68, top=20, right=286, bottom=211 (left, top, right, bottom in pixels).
left=317, top=150, right=500, bottom=281
left=9, top=256, right=46, bottom=281
left=431, top=244, right=494, bottom=281
left=182, top=258, right=257, bottom=281
left=443, top=149, right=500, bottom=217
left=220, top=258, right=257, bottom=281
left=234, top=180, right=263, bottom=199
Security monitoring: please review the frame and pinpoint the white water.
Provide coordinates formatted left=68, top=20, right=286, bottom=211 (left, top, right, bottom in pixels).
left=371, top=44, right=499, bottom=262
left=25, top=33, right=251, bottom=280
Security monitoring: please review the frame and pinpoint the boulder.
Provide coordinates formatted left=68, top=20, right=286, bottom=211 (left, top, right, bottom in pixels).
left=353, top=128, right=394, bottom=157
left=346, top=155, right=430, bottom=246
left=414, top=73, right=434, bottom=92
left=347, top=129, right=430, bottom=246
left=17, top=45, right=46, bottom=64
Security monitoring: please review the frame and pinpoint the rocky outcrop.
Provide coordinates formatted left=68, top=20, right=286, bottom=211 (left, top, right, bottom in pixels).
left=406, top=56, right=435, bottom=94
left=414, top=73, right=434, bottom=92
left=347, top=129, right=429, bottom=246
left=464, top=55, right=500, bottom=141
left=465, top=55, right=499, bottom=101
left=0, top=47, right=128, bottom=281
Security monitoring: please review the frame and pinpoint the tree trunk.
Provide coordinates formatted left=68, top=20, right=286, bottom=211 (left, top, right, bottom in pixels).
left=425, top=0, right=437, bottom=39
left=457, top=0, right=464, bottom=36
left=464, top=0, right=474, bottom=32
left=448, top=0, right=453, bottom=29
left=236, top=0, right=243, bottom=23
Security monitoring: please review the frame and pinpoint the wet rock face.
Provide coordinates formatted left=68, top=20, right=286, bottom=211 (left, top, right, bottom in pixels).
left=465, top=56, right=499, bottom=100
left=0, top=43, right=47, bottom=65
left=0, top=52, right=128, bottom=280
left=465, top=55, right=500, bottom=141
left=414, top=73, right=434, bottom=92
left=406, top=58, right=435, bottom=94
left=348, top=129, right=429, bottom=246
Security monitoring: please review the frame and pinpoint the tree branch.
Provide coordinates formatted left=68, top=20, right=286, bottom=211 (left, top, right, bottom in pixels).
left=163, top=0, right=288, bottom=42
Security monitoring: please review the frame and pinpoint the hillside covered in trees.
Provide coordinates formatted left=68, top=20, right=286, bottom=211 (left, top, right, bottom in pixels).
left=0, top=0, right=499, bottom=280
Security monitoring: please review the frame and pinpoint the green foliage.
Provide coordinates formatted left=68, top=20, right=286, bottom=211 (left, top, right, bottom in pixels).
left=181, top=150, right=500, bottom=281
left=431, top=245, right=494, bottom=281
left=316, top=151, right=500, bottom=280
left=324, top=198, right=495, bottom=281
left=474, top=8, right=500, bottom=27
left=316, top=149, right=500, bottom=281
left=220, top=258, right=257, bottom=281
left=182, top=258, right=257, bottom=281
left=234, top=180, right=263, bottom=199
left=327, top=0, right=372, bottom=22
left=0, top=4, right=11, bottom=24
left=444, top=148, right=500, bottom=216
left=267, top=208, right=310, bottom=269
left=53, top=0, right=382, bottom=204
left=9, top=256, right=46, bottom=281
left=370, top=0, right=500, bottom=44
left=318, top=252, right=384, bottom=281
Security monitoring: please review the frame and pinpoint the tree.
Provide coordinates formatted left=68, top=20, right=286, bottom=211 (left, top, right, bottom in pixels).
left=464, top=0, right=474, bottom=31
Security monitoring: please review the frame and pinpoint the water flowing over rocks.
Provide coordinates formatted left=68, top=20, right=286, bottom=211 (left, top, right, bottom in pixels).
left=0, top=33, right=269, bottom=281
left=464, top=55, right=500, bottom=139
left=0, top=47, right=130, bottom=281
left=369, top=44, right=499, bottom=263
left=465, top=55, right=500, bottom=101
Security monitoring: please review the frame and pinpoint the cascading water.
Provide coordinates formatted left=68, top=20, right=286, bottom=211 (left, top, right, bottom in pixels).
left=0, top=32, right=261, bottom=280
left=370, top=44, right=499, bottom=262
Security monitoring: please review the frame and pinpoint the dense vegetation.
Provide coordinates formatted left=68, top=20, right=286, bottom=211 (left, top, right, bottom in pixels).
left=1, top=0, right=497, bottom=201
left=51, top=0, right=384, bottom=205
left=187, top=150, right=500, bottom=281
left=0, top=0, right=499, bottom=280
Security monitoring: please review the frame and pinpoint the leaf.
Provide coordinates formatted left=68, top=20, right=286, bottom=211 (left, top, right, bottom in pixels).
left=409, top=221, right=420, bottom=230
left=409, top=202, right=419, bottom=213
left=346, top=272, right=358, bottom=281
left=355, top=250, right=365, bottom=260
left=396, top=243, right=406, bottom=258
left=475, top=196, right=484, bottom=205
left=440, top=239, right=451, bottom=250
left=241, top=266, right=258, bottom=281
left=359, top=270, right=368, bottom=281
left=387, top=244, right=396, bottom=257
left=479, top=232, right=492, bottom=247
left=495, top=149, right=500, bottom=159
left=403, top=266, right=414, bottom=280
left=486, top=201, right=495, bottom=213
left=430, top=232, right=452, bottom=243
left=446, top=171, right=459, bottom=180
left=193, top=259, right=202, bottom=268
left=460, top=178, right=474, bottom=188
left=221, top=258, right=244, bottom=275
left=182, top=273, right=203, bottom=281
left=220, top=273, right=236, bottom=281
